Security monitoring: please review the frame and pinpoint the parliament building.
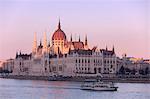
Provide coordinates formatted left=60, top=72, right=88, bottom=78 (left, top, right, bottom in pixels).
left=12, top=20, right=118, bottom=77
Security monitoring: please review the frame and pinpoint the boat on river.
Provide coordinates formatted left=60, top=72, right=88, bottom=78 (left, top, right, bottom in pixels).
left=81, top=79, right=118, bottom=91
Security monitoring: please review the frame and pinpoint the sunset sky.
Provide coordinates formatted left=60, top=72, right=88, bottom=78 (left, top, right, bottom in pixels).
left=0, top=0, right=150, bottom=60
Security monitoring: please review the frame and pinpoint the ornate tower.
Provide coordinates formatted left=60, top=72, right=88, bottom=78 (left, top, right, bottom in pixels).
left=42, top=32, right=47, bottom=54
left=32, top=32, right=37, bottom=55
left=84, top=35, right=88, bottom=50
left=52, top=19, right=67, bottom=54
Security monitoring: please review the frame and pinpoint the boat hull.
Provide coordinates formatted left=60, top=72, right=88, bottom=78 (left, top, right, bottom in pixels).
left=91, top=87, right=118, bottom=91
left=81, top=87, right=118, bottom=91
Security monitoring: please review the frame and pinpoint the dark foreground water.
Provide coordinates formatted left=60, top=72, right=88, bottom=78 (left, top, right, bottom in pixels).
left=0, top=78, right=150, bottom=99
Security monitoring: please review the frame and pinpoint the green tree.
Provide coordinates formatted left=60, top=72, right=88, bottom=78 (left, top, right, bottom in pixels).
left=119, top=66, right=125, bottom=75
left=0, top=67, right=2, bottom=73
left=139, top=69, right=144, bottom=75
left=131, top=69, right=136, bottom=75
left=145, top=67, right=149, bottom=75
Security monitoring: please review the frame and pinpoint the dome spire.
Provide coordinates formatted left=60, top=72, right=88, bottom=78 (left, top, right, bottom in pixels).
left=58, top=18, right=61, bottom=29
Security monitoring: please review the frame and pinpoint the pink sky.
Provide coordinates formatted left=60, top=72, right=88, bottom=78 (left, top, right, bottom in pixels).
left=0, top=0, right=150, bottom=60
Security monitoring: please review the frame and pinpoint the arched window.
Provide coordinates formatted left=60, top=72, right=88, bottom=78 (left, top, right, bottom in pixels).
left=76, top=59, right=78, bottom=63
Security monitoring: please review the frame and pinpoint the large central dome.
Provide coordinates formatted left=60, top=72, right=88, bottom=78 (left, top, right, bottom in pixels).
left=52, top=21, right=66, bottom=40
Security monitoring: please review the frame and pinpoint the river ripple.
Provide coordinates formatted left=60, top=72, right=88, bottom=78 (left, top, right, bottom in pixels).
left=0, top=78, right=150, bottom=99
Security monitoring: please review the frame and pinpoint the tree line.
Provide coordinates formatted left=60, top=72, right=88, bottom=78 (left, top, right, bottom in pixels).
left=0, top=67, right=12, bottom=74
left=118, top=66, right=149, bottom=75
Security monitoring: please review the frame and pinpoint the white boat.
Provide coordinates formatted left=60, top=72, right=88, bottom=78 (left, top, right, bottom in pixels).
left=81, top=79, right=118, bottom=91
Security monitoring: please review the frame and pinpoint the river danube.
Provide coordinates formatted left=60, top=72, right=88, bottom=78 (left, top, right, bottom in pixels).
left=0, top=78, right=150, bottom=99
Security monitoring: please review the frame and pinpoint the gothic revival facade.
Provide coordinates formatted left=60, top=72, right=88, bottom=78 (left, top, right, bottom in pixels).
left=12, top=20, right=117, bottom=77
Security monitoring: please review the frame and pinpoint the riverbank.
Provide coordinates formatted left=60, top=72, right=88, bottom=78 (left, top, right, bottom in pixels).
left=1, top=75, right=150, bottom=83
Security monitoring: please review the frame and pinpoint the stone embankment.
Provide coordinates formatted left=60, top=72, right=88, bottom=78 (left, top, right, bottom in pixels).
left=0, top=75, right=150, bottom=83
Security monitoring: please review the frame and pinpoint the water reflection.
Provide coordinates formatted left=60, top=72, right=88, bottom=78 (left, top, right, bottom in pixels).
left=0, top=78, right=150, bottom=99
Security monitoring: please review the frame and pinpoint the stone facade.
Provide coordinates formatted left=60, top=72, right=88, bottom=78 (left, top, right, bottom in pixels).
left=11, top=21, right=118, bottom=77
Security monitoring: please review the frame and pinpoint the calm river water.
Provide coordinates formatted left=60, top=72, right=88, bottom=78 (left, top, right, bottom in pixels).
left=0, top=78, right=150, bottom=99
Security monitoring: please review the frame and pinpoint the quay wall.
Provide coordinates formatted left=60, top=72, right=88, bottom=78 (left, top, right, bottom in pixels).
left=1, top=75, right=150, bottom=83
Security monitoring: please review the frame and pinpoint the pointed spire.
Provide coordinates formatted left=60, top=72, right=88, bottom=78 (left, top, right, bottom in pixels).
left=85, top=35, right=88, bottom=45
left=106, top=45, right=108, bottom=51
left=32, top=32, right=37, bottom=53
left=112, top=45, right=115, bottom=53
left=19, top=50, right=22, bottom=55
left=79, top=35, right=80, bottom=42
left=70, top=34, right=72, bottom=41
left=125, top=53, right=127, bottom=57
left=40, top=39, right=42, bottom=46
left=58, top=18, right=61, bottom=29
left=84, top=34, right=89, bottom=50
left=16, top=51, right=18, bottom=56
left=16, top=51, right=18, bottom=59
